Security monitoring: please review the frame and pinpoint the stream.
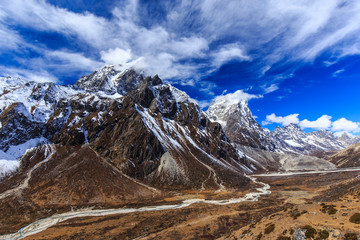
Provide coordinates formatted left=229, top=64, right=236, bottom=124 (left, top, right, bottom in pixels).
left=0, top=176, right=270, bottom=240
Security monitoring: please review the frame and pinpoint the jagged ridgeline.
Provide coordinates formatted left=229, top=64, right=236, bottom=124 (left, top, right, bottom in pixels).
left=1, top=65, right=359, bottom=193
left=0, top=66, right=251, bottom=195
left=206, top=97, right=360, bottom=156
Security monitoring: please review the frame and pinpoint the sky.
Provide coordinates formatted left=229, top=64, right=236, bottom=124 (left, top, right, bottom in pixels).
left=1, top=0, right=360, bottom=135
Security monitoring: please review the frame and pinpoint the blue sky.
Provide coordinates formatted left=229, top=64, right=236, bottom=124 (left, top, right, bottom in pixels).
left=1, top=0, right=360, bottom=135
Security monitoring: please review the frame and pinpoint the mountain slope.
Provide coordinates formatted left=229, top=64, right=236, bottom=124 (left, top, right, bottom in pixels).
left=0, top=67, right=262, bottom=234
left=206, top=91, right=358, bottom=156
left=207, top=98, right=275, bottom=151
left=329, top=143, right=360, bottom=168
left=0, top=67, right=251, bottom=191
left=87, top=75, right=249, bottom=189
left=270, top=124, right=346, bottom=155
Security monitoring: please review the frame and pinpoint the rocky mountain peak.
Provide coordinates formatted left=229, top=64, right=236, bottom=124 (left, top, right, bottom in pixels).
left=207, top=96, right=275, bottom=151
left=75, top=65, right=145, bottom=95
left=284, top=123, right=302, bottom=132
left=309, top=129, right=337, bottom=140
left=272, top=124, right=304, bottom=138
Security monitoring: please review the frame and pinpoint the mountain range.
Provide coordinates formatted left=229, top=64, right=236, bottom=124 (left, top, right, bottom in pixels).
left=0, top=65, right=359, bottom=186
left=2, top=65, right=360, bottom=236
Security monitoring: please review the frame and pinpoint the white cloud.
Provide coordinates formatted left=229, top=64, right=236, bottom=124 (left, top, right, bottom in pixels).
left=169, top=37, right=209, bottom=58
left=195, top=99, right=212, bottom=109
left=46, top=50, right=103, bottom=70
left=332, top=69, right=345, bottom=77
left=263, top=113, right=360, bottom=135
left=260, top=65, right=271, bottom=76
left=0, top=66, right=58, bottom=83
left=263, top=84, right=279, bottom=94
left=100, top=48, right=133, bottom=65
left=1, top=0, right=113, bottom=49
left=211, top=44, right=250, bottom=69
left=334, top=131, right=355, bottom=138
left=0, top=23, right=22, bottom=52
left=1, top=0, right=360, bottom=86
left=262, top=113, right=300, bottom=126
left=299, top=115, right=332, bottom=130
left=332, top=118, right=360, bottom=133
left=213, top=90, right=262, bottom=107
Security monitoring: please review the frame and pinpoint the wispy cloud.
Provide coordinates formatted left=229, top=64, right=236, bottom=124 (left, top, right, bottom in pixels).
left=332, top=68, right=345, bottom=77
left=1, top=0, right=360, bottom=89
left=210, top=44, right=250, bottom=70
left=263, top=84, right=279, bottom=94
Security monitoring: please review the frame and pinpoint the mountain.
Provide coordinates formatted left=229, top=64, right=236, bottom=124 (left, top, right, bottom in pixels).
left=234, top=144, right=336, bottom=172
left=329, top=143, right=360, bottom=168
left=206, top=94, right=358, bottom=156
left=206, top=98, right=275, bottom=151
left=0, top=67, right=252, bottom=192
left=270, top=124, right=346, bottom=155
left=0, top=67, right=265, bottom=233
left=338, top=132, right=360, bottom=146
left=75, top=65, right=144, bottom=95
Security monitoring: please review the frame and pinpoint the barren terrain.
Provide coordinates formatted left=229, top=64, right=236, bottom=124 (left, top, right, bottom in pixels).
left=1, top=169, right=360, bottom=239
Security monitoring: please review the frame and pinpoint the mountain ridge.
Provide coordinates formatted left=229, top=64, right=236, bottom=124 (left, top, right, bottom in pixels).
left=0, top=66, right=252, bottom=190
left=206, top=95, right=359, bottom=156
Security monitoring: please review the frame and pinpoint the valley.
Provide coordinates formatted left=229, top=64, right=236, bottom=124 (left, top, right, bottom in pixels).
left=1, top=168, right=360, bottom=239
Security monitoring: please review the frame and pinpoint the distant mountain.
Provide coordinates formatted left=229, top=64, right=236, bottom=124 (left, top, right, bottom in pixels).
left=338, top=132, right=360, bottom=146
left=206, top=94, right=359, bottom=156
left=271, top=124, right=346, bottom=155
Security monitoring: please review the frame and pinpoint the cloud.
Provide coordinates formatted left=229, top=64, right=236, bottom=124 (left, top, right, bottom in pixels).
left=262, top=113, right=300, bottom=126
left=211, top=44, right=250, bottom=69
left=332, top=118, right=360, bottom=133
left=1, top=0, right=360, bottom=88
left=263, top=84, right=279, bottom=94
left=0, top=66, right=58, bottom=83
left=0, top=23, right=22, bottom=52
left=46, top=50, right=103, bottom=71
left=260, top=65, right=271, bottom=76
left=212, top=90, right=262, bottom=107
left=263, top=113, right=360, bottom=134
left=100, top=48, right=133, bottom=65
left=1, top=0, right=113, bottom=49
left=332, top=69, right=345, bottom=77
left=299, top=115, right=332, bottom=130
left=334, top=131, right=355, bottom=138
left=195, top=99, right=212, bottom=109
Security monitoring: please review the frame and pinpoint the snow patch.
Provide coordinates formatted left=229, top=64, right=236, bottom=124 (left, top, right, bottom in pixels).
left=0, top=160, right=19, bottom=178
left=6, top=137, right=47, bottom=159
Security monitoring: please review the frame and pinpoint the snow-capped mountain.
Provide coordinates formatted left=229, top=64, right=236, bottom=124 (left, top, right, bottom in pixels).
left=0, top=66, right=252, bottom=193
left=206, top=92, right=359, bottom=156
left=75, top=65, right=144, bottom=95
left=337, top=132, right=360, bottom=146
left=206, top=98, right=275, bottom=151
left=271, top=124, right=346, bottom=155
